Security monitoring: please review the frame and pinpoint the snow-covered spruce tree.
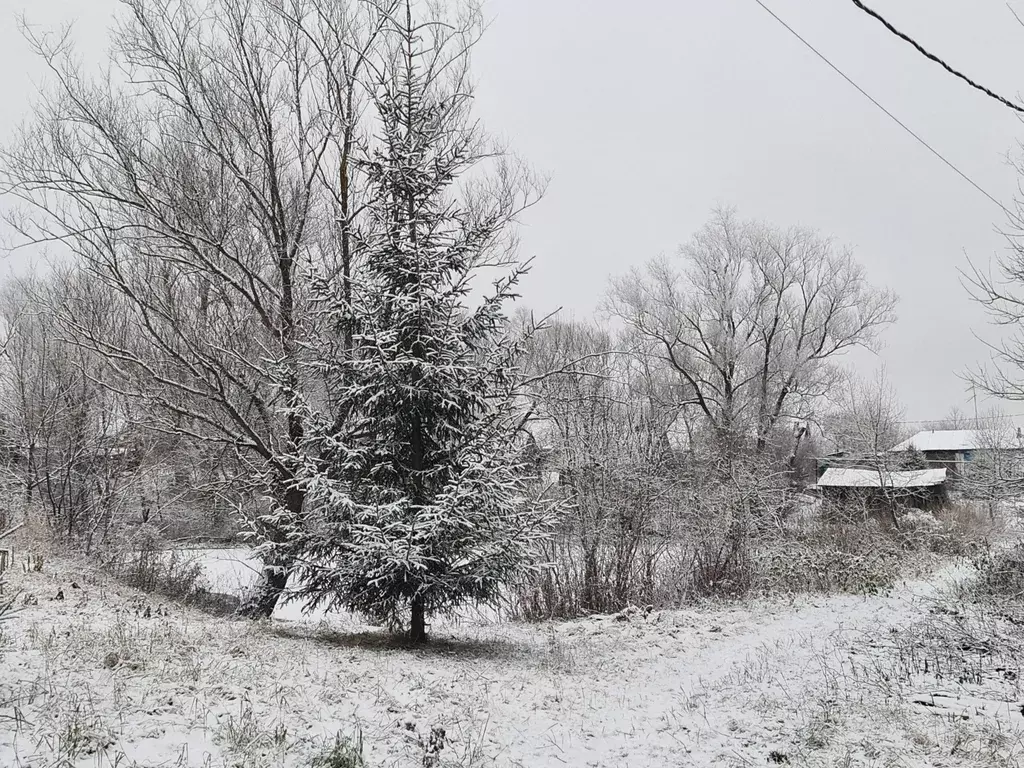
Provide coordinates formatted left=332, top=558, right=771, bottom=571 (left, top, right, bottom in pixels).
left=271, top=0, right=552, bottom=643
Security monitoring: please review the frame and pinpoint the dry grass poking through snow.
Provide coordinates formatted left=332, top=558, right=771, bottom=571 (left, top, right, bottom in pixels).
left=3, top=551, right=1024, bottom=767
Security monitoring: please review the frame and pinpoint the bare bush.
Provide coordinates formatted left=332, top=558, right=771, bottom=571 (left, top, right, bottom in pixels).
left=103, top=525, right=204, bottom=603
left=515, top=469, right=993, bottom=617
left=515, top=320, right=684, bottom=617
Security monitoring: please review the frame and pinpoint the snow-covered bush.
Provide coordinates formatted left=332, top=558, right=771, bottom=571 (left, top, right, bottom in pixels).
left=896, top=503, right=996, bottom=556
left=971, top=543, right=1024, bottom=601
left=756, top=524, right=903, bottom=596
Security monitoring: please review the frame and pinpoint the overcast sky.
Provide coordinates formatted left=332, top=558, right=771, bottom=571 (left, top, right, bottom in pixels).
left=2, top=0, right=1023, bottom=427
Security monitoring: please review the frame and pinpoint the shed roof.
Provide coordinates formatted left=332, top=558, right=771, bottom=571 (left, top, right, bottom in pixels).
left=816, top=467, right=947, bottom=489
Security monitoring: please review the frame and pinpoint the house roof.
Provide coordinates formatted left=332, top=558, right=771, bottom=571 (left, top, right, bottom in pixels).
left=816, top=468, right=947, bottom=489
left=889, top=429, right=1021, bottom=453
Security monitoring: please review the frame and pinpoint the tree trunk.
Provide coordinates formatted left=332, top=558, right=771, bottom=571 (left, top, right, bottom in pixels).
left=239, top=483, right=303, bottom=619
left=240, top=563, right=290, bottom=619
left=888, top=500, right=900, bottom=530
left=410, top=595, right=427, bottom=644
left=582, top=544, right=600, bottom=613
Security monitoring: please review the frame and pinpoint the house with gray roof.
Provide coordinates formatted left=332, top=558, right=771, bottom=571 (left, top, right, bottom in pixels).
left=889, top=429, right=1024, bottom=478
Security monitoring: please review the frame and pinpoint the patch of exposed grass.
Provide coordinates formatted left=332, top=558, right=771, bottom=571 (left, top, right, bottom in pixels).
left=309, top=731, right=365, bottom=767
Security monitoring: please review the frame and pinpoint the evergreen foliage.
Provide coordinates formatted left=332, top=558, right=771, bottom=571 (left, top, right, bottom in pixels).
left=264, top=1, right=552, bottom=643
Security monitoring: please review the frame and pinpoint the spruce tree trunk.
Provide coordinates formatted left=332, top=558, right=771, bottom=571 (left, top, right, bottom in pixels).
left=410, top=595, right=427, bottom=644
left=241, top=563, right=290, bottom=619
left=239, top=484, right=303, bottom=619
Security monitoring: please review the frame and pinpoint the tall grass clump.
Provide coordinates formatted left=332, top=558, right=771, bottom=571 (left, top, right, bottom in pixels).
left=310, top=731, right=365, bottom=768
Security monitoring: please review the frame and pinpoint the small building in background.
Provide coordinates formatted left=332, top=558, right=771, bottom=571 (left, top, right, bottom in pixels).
left=814, top=467, right=949, bottom=511
left=889, top=429, right=1024, bottom=478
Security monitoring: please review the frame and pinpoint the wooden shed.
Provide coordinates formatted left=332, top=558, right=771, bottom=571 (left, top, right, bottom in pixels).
left=814, top=467, right=949, bottom=512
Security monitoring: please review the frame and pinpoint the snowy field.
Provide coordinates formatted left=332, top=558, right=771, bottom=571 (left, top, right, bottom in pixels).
left=3, top=552, right=1024, bottom=767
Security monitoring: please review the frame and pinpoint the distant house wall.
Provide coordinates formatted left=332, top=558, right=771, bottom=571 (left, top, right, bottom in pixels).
left=920, top=450, right=963, bottom=477
left=918, top=447, right=1024, bottom=479
left=891, top=431, right=1024, bottom=480
left=815, top=467, right=951, bottom=514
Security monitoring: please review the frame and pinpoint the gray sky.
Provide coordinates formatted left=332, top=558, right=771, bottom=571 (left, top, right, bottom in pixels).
left=2, top=0, right=1023, bottom=426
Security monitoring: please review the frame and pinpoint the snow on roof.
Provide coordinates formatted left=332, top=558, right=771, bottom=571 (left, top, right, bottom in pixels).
left=889, top=429, right=1020, bottom=453
left=816, top=468, right=947, bottom=489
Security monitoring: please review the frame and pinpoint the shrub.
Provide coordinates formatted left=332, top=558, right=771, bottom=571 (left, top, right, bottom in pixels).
left=687, top=531, right=754, bottom=599
left=510, top=538, right=589, bottom=620
left=971, top=543, right=1024, bottom=601
left=511, top=532, right=673, bottom=619
left=755, top=524, right=902, bottom=596
left=512, top=491, right=996, bottom=619
left=513, top=520, right=909, bottom=617
left=110, top=548, right=204, bottom=600
left=896, top=503, right=996, bottom=556
left=103, top=525, right=213, bottom=608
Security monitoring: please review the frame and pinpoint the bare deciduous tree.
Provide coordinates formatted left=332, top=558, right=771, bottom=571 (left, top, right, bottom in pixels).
left=520, top=319, right=682, bottom=615
left=0, top=0, right=394, bottom=615
left=960, top=408, right=1024, bottom=519
left=822, top=369, right=920, bottom=526
left=825, top=369, right=907, bottom=460
left=605, top=208, right=897, bottom=456
left=0, top=271, right=141, bottom=551
left=924, top=406, right=974, bottom=431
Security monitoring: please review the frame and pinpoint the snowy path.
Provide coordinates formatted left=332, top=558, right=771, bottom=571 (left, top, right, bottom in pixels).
left=1, top=557, right=1020, bottom=767
left=492, top=563, right=977, bottom=766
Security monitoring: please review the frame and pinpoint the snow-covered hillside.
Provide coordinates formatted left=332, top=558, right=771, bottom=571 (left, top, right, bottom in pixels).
left=2, top=556, right=1023, bottom=767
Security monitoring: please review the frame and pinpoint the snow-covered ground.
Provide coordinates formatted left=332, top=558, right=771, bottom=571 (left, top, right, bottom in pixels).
left=2, top=553, right=1024, bottom=767
left=183, top=548, right=263, bottom=599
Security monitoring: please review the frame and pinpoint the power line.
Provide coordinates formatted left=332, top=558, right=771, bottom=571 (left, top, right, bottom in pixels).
left=848, top=0, right=1024, bottom=115
left=751, top=0, right=1014, bottom=219
left=893, top=413, right=1024, bottom=426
